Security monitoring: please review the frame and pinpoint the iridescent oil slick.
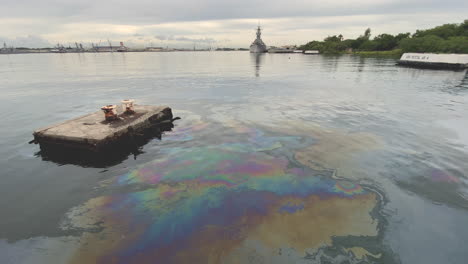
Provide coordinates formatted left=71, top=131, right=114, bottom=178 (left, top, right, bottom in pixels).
left=57, top=121, right=389, bottom=264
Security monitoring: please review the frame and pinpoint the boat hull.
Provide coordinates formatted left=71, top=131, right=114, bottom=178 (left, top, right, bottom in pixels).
left=250, top=44, right=267, bottom=53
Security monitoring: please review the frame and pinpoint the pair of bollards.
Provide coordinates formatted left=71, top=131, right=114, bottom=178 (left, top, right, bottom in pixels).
left=101, top=99, right=135, bottom=121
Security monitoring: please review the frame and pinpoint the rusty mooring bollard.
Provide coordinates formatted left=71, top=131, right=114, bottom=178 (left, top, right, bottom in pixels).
left=121, top=99, right=135, bottom=114
left=101, top=105, right=118, bottom=121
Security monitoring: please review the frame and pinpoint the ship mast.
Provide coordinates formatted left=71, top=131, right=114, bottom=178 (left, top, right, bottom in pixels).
left=256, top=26, right=262, bottom=40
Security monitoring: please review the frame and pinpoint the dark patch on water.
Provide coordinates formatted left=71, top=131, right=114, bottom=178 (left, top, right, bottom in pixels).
left=35, top=122, right=175, bottom=168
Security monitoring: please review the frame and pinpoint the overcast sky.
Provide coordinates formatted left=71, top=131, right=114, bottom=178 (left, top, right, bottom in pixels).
left=0, top=0, right=467, bottom=48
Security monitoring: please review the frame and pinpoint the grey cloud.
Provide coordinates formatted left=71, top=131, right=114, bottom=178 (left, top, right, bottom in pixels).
left=152, top=35, right=216, bottom=43
left=0, top=0, right=466, bottom=48
left=154, top=35, right=167, bottom=40
left=174, top=37, right=216, bottom=43
left=0, top=0, right=467, bottom=25
left=1, top=1, right=88, bottom=19
left=0, top=35, right=52, bottom=48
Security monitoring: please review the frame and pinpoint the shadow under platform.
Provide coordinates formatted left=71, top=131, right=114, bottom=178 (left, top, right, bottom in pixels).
left=35, top=122, right=175, bottom=168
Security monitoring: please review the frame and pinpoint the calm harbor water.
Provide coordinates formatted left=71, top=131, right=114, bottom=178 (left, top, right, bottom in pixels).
left=0, top=51, right=468, bottom=264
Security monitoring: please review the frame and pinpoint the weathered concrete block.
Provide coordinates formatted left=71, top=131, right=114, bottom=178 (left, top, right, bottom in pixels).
left=33, top=105, right=173, bottom=152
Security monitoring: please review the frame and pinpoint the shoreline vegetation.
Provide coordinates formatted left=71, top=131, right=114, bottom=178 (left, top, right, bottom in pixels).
left=299, top=20, right=468, bottom=57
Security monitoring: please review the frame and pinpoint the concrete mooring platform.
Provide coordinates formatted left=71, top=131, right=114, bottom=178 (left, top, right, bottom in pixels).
left=33, top=105, right=173, bottom=152
left=398, top=53, right=468, bottom=70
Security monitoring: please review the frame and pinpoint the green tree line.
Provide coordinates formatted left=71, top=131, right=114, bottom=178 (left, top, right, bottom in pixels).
left=299, top=20, right=468, bottom=54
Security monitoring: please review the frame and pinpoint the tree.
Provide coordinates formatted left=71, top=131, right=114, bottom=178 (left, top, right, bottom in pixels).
left=460, top=20, right=468, bottom=36
left=350, top=28, right=372, bottom=50
left=364, top=28, right=371, bottom=39
left=299, top=20, right=468, bottom=54
left=359, top=40, right=378, bottom=51
left=399, top=35, right=444, bottom=52
left=373, top=34, right=398, bottom=50
left=444, top=36, right=468, bottom=53
left=324, top=35, right=342, bottom=42
left=413, top=23, right=459, bottom=39
left=395, top=33, right=410, bottom=42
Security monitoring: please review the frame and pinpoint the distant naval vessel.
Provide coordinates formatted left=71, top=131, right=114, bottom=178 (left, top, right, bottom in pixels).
left=249, top=26, right=267, bottom=53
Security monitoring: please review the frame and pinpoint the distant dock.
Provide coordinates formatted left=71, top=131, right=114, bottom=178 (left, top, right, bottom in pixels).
left=304, top=50, right=319, bottom=55
left=33, top=105, right=173, bottom=152
left=398, top=53, right=468, bottom=70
